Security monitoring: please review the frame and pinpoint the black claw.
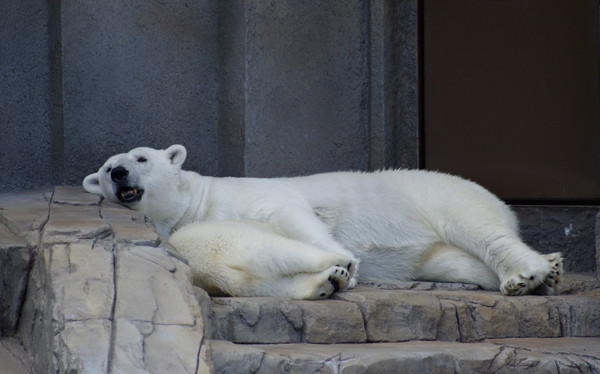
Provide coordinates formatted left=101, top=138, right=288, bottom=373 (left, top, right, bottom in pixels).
left=529, top=276, right=535, bottom=280
left=334, top=269, right=338, bottom=274
left=347, top=263, right=352, bottom=271
left=518, top=282, right=527, bottom=287
left=320, top=292, right=326, bottom=297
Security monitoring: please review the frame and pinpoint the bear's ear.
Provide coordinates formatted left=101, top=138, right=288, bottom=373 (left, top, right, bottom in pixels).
left=82, top=173, right=103, bottom=194
left=165, top=144, right=187, bottom=167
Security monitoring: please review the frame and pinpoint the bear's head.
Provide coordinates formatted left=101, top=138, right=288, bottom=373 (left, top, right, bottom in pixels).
left=83, top=145, right=187, bottom=216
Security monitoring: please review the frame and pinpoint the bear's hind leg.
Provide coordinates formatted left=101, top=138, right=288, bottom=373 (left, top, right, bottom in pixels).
left=414, top=243, right=500, bottom=290
left=439, top=222, right=564, bottom=296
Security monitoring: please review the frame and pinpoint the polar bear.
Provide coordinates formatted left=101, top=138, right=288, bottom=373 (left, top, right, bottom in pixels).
left=83, top=144, right=563, bottom=298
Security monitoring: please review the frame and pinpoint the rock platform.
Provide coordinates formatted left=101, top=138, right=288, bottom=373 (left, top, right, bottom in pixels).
left=0, top=187, right=599, bottom=373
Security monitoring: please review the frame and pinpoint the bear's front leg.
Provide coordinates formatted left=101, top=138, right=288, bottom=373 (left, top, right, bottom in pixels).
left=267, top=206, right=359, bottom=261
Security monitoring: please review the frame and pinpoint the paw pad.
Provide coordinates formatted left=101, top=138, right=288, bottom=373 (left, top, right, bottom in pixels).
left=501, top=252, right=564, bottom=296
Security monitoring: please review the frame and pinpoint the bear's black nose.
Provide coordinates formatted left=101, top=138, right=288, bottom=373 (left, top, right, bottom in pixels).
left=111, top=166, right=129, bottom=183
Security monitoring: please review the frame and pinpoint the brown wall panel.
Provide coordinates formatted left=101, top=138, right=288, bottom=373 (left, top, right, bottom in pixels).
left=424, top=0, right=600, bottom=201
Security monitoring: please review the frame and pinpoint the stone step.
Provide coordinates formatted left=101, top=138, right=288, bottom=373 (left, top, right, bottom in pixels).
left=209, top=337, right=600, bottom=373
left=204, top=274, right=600, bottom=345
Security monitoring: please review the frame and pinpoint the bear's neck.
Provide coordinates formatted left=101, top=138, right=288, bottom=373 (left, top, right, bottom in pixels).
left=162, top=170, right=212, bottom=237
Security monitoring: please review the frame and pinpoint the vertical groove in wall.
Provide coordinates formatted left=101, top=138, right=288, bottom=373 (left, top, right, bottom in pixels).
left=367, top=0, right=387, bottom=171
left=217, top=0, right=247, bottom=177
left=417, top=0, right=425, bottom=169
left=389, top=0, right=420, bottom=169
left=48, top=0, right=65, bottom=186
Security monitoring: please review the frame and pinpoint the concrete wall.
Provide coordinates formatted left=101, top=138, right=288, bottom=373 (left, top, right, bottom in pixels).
left=1, top=0, right=56, bottom=191
left=0, top=0, right=419, bottom=191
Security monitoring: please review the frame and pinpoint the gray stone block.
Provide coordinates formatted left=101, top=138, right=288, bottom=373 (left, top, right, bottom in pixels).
left=293, top=300, right=367, bottom=343
left=334, top=289, right=441, bottom=342
left=436, top=292, right=563, bottom=342
left=210, top=296, right=366, bottom=344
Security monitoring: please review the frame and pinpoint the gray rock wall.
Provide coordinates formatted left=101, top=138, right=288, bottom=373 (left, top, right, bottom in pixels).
left=0, top=188, right=211, bottom=373
left=0, top=0, right=419, bottom=191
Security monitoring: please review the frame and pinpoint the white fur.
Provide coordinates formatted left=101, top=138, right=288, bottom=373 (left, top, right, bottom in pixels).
left=83, top=145, right=563, bottom=298
left=169, top=221, right=354, bottom=299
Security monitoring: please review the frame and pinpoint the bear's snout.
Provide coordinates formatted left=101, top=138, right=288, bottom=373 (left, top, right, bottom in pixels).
left=111, top=166, right=129, bottom=183
left=110, top=165, right=144, bottom=203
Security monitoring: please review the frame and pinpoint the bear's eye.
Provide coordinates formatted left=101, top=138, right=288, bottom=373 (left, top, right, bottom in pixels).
left=105, top=167, right=112, bottom=173
left=137, top=157, right=147, bottom=163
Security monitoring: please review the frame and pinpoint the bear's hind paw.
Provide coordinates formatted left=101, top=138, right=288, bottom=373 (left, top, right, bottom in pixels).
left=500, top=252, right=564, bottom=296
left=536, top=252, right=563, bottom=295
left=316, top=265, right=351, bottom=299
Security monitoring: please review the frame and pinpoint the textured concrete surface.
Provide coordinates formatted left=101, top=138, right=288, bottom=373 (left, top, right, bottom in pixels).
left=60, top=0, right=220, bottom=185
left=0, top=1, right=57, bottom=191
left=0, top=0, right=419, bottom=192
left=241, top=0, right=370, bottom=176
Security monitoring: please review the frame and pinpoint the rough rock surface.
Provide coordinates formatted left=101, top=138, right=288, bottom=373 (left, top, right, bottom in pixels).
left=207, top=282, right=600, bottom=345
left=0, top=187, right=211, bottom=373
left=210, top=338, right=600, bottom=373
left=0, top=187, right=599, bottom=373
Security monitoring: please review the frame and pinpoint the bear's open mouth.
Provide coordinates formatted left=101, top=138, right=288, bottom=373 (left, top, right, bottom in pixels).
left=116, top=186, right=144, bottom=203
